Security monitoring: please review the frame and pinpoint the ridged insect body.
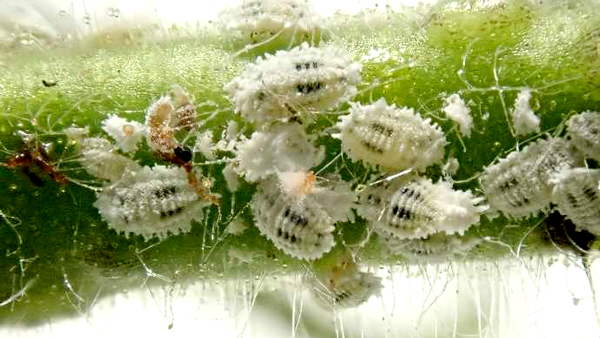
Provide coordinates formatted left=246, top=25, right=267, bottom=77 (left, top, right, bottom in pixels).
left=94, top=165, right=210, bottom=241
left=480, top=137, right=582, bottom=219
left=221, top=0, right=321, bottom=42
left=335, top=98, right=447, bottom=172
left=80, top=137, right=140, bottom=182
left=379, top=232, right=481, bottom=260
left=225, top=43, right=362, bottom=124
left=251, top=180, right=335, bottom=260
left=363, top=178, right=486, bottom=240
left=567, top=111, right=600, bottom=162
left=551, top=168, right=600, bottom=235
left=311, top=262, right=382, bottom=309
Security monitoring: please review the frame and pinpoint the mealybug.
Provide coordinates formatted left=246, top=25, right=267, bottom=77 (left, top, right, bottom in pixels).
left=359, top=177, right=486, bottom=239
left=235, top=123, right=324, bottom=182
left=225, top=42, right=362, bottom=124
left=221, top=0, right=321, bottom=43
left=94, top=165, right=211, bottom=241
left=335, top=98, right=447, bottom=172
left=551, top=168, right=600, bottom=235
left=480, top=137, right=582, bottom=219
left=442, top=93, right=473, bottom=137
left=101, top=114, right=145, bottom=153
left=251, top=179, right=336, bottom=260
left=80, top=137, right=140, bottom=182
left=310, top=261, right=382, bottom=309
left=567, top=111, right=600, bottom=162
left=379, top=231, right=481, bottom=259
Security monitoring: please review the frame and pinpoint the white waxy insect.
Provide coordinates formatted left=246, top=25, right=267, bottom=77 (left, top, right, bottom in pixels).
left=310, top=261, right=382, bottom=309
left=567, top=111, right=600, bottom=162
left=101, top=114, right=145, bottom=153
left=94, top=165, right=211, bottom=241
left=220, top=0, right=321, bottom=43
left=235, top=123, right=324, bottom=182
left=335, top=98, right=447, bottom=172
left=80, top=137, right=140, bottom=182
left=225, top=43, right=362, bottom=124
left=551, top=168, right=600, bottom=235
left=251, top=179, right=336, bottom=260
left=480, top=137, right=582, bottom=219
left=360, top=177, right=487, bottom=239
left=442, top=93, right=473, bottom=137
left=511, top=88, right=540, bottom=136
left=379, top=231, right=481, bottom=260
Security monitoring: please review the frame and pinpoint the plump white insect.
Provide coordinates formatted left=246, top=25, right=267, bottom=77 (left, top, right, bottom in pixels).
left=551, top=168, right=600, bottom=235
left=235, top=123, right=324, bottom=182
left=442, top=93, right=472, bottom=137
left=80, top=137, right=140, bottom=182
left=225, top=43, right=362, bottom=124
left=567, top=111, right=600, bottom=162
left=251, top=179, right=336, bottom=260
left=310, top=261, right=382, bottom=309
left=480, top=137, right=582, bottom=219
left=220, top=0, right=321, bottom=43
left=359, top=177, right=487, bottom=239
left=94, top=165, right=211, bottom=241
left=379, top=231, right=481, bottom=260
left=101, top=114, right=145, bottom=153
left=335, top=98, right=447, bottom=172
left=511, top=88, right=540, bottom=136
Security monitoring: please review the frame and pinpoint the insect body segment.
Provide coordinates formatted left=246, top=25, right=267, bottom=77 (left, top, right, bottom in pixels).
left=94, top=165, right=211, bottom=241
left=80, top=137, right=141, bottom=182
left=225, top=43, right=362, bottom=124
left=379, top=232, right=482, bottom=260
left=480, top=137, right=582, bottom=219
left=551, top=168, right=600, bottom=235
left=567, top=111, right=600, bottom=162
left=335, top=98, right=447, bottom=172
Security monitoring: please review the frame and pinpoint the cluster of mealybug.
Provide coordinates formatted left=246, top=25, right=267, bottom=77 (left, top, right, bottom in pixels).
left=480, top=137, right=582, bottom=219
left=221, top=0, right=321, bottom=43
left=94, top=165, right=211, bottom=241
left=251, top=179, right=336, bottom=260
left=234, top=123, right=324, bottom=182
left=551, top=168, right=600, bottom=235
left=359, top=177, right=487, bottom=240
left=335, top=98, right=447, bottom=172
left=567, top=111, right=600, bottom=162
left=225, top=42, right=362, bottom=124
left=310, top=261, right=382, bottom=309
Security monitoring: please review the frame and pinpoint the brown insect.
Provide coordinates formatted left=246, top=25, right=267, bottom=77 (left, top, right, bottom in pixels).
left=4, top=134, right=67, bottom=186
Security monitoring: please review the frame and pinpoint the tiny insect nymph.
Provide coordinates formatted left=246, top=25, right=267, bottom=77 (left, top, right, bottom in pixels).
left=567, top=111, right=600, bottom=162
left=551, top=168, right=600, bottom=235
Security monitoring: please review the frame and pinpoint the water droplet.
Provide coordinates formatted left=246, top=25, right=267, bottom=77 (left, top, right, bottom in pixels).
left=8, top=184, right=18, bottom=192
left=493, top=141, right=501, bottom=148
left=107, top=7, right=121, bottom=18
left=83, top=16, right=91, bottom=25
left=59, top=10, right=68, bottom=17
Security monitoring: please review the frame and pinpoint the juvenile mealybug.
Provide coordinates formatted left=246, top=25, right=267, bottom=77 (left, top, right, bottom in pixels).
left=80, top=137, right=141, bottom=182
left=251, top=179, right=336, bottom=260
left=480, top=137, right=582, bottom=219
left=551, top=168, right=600, bottom=235
left=310, top=261, right=382, bottom=309
left=567, top=111, right=600, bottom=162
left=442, top=93, right=473, bottom=137
left=101, top=114, right=145, bottom=153
left=235, top=123, right=324, bottom=182
left=94, top=165, right=211, bottom=241
left=379, top=231, right=482, bottom=259
left=335, top=98, right=447, bottom=172
left=225, top=42, right=362, bottom=124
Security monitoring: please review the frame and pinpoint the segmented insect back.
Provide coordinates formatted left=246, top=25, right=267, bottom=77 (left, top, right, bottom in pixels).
left=225, top=42, right=362, bottom=124
left=251, top=179, right=335, bottom=260
left=551, top=168, right=600, bottom=235
left=379, top=232, right=481, bottom=260
left=335, top=98, right=447, bottom=172
left=480, top=137, right=582, bottom=219
left=80, top=137, right=140, bottom=182
left=567, top=111, right=600, bottom=162
left=311, top=263, right=382, bottom=309
left=94, top=165, right=211, bottom=240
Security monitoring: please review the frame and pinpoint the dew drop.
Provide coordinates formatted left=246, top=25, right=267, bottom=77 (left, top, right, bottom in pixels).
left=83, top=16, right=91, bottom=25
left=8, top=184, right=18, bottom=192
left=59, top=10, right=68, bottom=17
left=107, top=7, right=121, bottom=18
